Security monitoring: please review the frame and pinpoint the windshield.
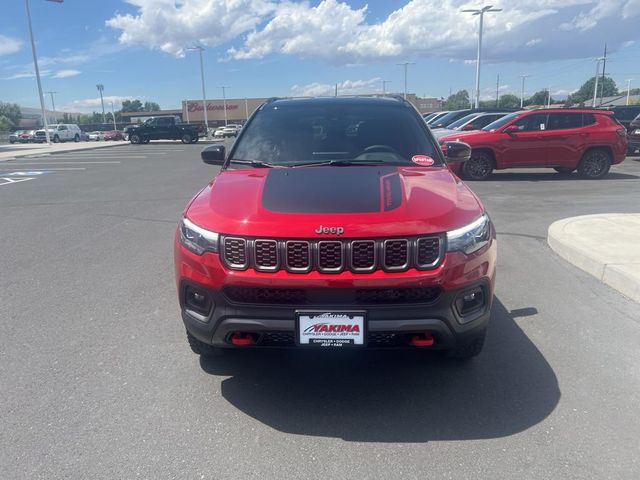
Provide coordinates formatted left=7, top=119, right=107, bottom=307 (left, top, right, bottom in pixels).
left=482, top=112, right=521, bottom=131
left=430, top=110, right=469, bottom=127
left=426, top=111, right=448, bottom=125
left=231, top=103, right=440, bottom=167
left=447, top=113, right=481, bottom=130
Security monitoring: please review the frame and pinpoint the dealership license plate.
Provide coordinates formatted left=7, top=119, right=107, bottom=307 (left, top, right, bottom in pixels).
left=297, top=312, right=365, bottom=347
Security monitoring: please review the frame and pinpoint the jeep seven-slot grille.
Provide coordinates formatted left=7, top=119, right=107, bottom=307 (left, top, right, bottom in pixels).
left=220, top=235, right=443, bottom=273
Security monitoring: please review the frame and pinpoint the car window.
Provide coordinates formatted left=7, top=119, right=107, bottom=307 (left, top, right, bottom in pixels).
left=583, top=113, right=596, bottom=126
left=513, top=113, right=548, bottom=131
left=547, top=113, right=582, bottom=130
left=232, top=103, right=439, bottom=166
left=474, top=114, right=504, bottom=129
left=482, top=112, right=521, bottom=131
left=432, top=111, right=470, bottom=127
left=447, top=113, right=481, bottom=129
left=58, top=125, right=67, bottom=131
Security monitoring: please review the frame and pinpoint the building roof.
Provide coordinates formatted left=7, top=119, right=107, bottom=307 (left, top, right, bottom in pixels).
left=120, top=109, right=182, bottom=118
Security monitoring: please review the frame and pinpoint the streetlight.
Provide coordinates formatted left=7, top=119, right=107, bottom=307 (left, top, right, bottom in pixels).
left=626, top=79, right=633, bottom=106
left=96, top=84, right=106, bottom=124
left=592, top=57, right=605, bottom=107
left=396, top=62, right=415, bottom=99
left=187, top=46, right=208, bottom=131
left=110, top=101, right=117, bottom=131
left=25, top=0, right=63, bottom=145
left=45, top=90, right=58, bottom=119
left=519, top=74, right=530, bottom=108
left=462, top=5, right=502, bottom=109
left=382, top=80, right=391, bottom=94
left=220, top=86, right=229, bottom=126
left=244, top=98, right=249, bottom=121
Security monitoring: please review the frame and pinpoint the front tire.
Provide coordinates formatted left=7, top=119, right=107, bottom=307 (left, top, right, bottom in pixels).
left=74, top=134, right=80, bottom=142
left=130, top=134, right=142, bottom=144
left=181, top=133, right=192, bottom=144
left=462, top=151, right=494, bottom=180
left=186, top=331, right=224, bottom=358
left=53, top=135, right=60, bottom=143
left=553, top=167, right=574, bottom=174
left=446, top=330, right=486, bottom=359
left=577, top=149, right=611, bottom=179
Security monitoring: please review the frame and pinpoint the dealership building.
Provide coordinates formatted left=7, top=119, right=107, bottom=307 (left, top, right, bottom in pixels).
left=121, top=94, right=443, bottom=127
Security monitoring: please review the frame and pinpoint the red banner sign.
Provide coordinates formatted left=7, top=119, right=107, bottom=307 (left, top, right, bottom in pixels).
left=187, top=103, right=239, bottom=112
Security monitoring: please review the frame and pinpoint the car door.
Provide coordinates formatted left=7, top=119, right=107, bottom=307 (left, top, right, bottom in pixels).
left=498, top=112, right=549, bottom=167
left=154, top=117, right=172, bottom=139
left=544, top=112, right=584, bottom=167
left=57, top=125, right=68, bottom=141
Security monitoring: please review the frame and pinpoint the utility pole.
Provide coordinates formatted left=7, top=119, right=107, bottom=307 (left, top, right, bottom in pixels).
left=592, top=57, right=604, bottom=107
left=187, top=46, right=208, bottom=131
left=45, top=90, right=58, bottom=122
left=382, top=80, right=391, bottom=94
left=462, top=5, right=502, bottom=108
left=396, top=62, right=415, bottom=99
left=547, top=86, right=551, bottom=108
left=244, top=98, right=249, bottom=121
left=185, top=100, right=189, bottom=123
left=111, top=101, right=117, bottom=131
left=627, top=79, right=633, bottom=106
left=220, top=86, right=229, bottom=126
left=25, top=0, right=52, bottom=144
left=335, top=83, right=338, bottom=97
left=599, top=43, right=607, bottom=106
left=495, top=74, right=500, bottom=107
left=519, top=74, right=530, bottom=108
left=96, top=84, right=106, bottom=124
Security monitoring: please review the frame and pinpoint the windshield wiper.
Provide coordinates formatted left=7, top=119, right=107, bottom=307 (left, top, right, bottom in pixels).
left=229, top=159, right=279, bottom=168
left=289, top=159, right=387, bottom=168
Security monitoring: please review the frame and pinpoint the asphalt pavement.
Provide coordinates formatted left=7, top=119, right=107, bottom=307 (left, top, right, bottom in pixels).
left=1, top=144, right=639, bottom=479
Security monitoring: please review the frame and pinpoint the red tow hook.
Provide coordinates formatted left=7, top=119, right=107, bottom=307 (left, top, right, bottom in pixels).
left=410, top=333, right=435, bottom=347
left=230, top=331, right=257, bottom=346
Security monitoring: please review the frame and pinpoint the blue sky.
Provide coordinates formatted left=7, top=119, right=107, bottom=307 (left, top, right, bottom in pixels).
left=1, top=0, right=639, bottom=112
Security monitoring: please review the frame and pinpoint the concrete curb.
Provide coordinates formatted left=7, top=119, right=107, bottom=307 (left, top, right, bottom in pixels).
left=0, top=142, right=129, bottom=162
left=548, top=214, right=640, bottom=303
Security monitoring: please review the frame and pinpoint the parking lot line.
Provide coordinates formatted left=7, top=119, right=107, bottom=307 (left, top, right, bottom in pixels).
left=0, top=167, right=86, bottom=171
left=4, top=161, right=121, bottom=165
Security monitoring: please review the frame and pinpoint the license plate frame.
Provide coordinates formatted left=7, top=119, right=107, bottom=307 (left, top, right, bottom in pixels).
left=296, top=310, right=366, bottom=348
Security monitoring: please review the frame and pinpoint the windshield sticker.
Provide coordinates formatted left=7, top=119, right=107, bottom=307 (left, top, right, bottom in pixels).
left=411, top=155, right=435, bottom=166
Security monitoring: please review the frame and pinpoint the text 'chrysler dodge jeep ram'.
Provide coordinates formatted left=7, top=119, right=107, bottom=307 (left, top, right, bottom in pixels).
left=174, top=96, right=497, bottom=359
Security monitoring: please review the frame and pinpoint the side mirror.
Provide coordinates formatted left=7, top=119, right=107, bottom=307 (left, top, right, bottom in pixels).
left=442, top=141, right=471, bottom=162
left=462, top=123, right=475, bottom=131
left=503, top=125, right=520, bottom=134
left=201, top=145, right=226, bottom=165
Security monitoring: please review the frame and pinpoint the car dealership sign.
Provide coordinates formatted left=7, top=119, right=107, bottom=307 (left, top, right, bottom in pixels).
left=187, top=102, right=239, bottom=112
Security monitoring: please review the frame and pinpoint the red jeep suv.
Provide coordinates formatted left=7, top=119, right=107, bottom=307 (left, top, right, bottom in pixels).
left=439, top=108, right=627, bottom=180
left=175, top=97, right=497, bottom=359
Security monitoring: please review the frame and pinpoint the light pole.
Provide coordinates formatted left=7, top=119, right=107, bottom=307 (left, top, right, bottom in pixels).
left=187, top=46, right=209, bottom=131
left=244, top=98, right=249, bottom=121
left=547, top=86, right=552, bottom=108
left=220, top=86, right=229, bottom=126
left=519, top=74, right=530, bottom=108
left=463, top=5, right=502, bottom=109
left=382, top=80, right=391, bottom=94
left=396, top=62, right=415, bottom=99
left=592, top=57, right=604, bottom=107
left=184, top=100, right=189, bottom=123
left=626, top=79, right=633, bottom=106
left=45, top=90, right=58, bottom=121
left=110, top=101, right=117, bottom=131
left=25, top=0, right=58, bottom=144
left=96, top=84, right=106, bottom=124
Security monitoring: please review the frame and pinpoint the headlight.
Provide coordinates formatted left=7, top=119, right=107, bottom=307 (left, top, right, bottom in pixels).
left=446, top=214, right=491, bottom=254
left=179, top=217, right=219, bottom=255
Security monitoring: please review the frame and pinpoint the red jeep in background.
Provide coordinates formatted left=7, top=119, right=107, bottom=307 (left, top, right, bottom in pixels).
left=440, top=109, right=628, bottom=180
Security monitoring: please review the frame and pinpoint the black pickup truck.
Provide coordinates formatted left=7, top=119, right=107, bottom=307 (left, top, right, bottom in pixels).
left=126, top=116, right=202, bottom=144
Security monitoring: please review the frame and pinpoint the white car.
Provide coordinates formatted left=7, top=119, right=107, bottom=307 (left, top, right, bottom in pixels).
left=34, top=123, right=82, bottom=143
left=214, top=124, right=242, bottom=138
left=88, top=131, right=105, bottom=141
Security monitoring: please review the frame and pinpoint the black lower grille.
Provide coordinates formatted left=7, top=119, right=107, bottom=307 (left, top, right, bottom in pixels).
left=262, top=331, right=295, bottom=346
left=223, top=286, right=441, bottom=305
left=367, top=332, right=403, bottom=347
left=258, top=331, right=404, bottom=347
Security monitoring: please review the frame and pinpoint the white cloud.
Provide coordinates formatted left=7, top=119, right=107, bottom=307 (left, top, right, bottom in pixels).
left=0, top=35, right=22, bottom=56
left=291, top=77, right=382, bottom=97
left=61, top=95, right=139, bottom=112
left=106, top=0, right=640, bottom=64
left=2, top=70, right=52, bottom=80
left=52, top=69, right=81, bottom=78
left=106, top=0, right=274, bottom=57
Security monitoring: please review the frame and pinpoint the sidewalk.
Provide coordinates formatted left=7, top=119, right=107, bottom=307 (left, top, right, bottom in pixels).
left=0, top=141, right=128, bottom=161
left=548, top=214, right=640, bottom=302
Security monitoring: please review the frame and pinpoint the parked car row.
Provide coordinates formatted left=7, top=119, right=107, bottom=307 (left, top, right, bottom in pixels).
left=213, top=124, right=242, bottom=139
left=9, top=124, right=126, bottom=144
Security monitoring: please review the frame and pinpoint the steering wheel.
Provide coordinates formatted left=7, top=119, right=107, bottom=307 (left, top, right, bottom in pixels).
left=355, top=144, right=399, bottom=158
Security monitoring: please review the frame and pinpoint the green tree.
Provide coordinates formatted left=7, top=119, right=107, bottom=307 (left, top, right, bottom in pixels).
left=498, top=93, right=520, bottom=109
left=143, top=101, right=160, bottom=112
left=0, top=101, right=22, bottom=127
left=0, top=115, right=15, bottom=131
left=121, top=99, right=144, bottom=112
left=443, top=90, right=471, bottom=110
left=526, top=90, right=554, bottom=106
left=567, top=76, right=618, bottom=105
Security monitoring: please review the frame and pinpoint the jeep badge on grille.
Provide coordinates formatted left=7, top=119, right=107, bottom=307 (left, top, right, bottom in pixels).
left=315, top=225, right=344, bottom=235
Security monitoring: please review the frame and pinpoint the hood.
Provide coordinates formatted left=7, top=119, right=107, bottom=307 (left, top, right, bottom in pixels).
left=186, top=166, right=483, bottom=238
left=437, top=129, right=495, bottom=143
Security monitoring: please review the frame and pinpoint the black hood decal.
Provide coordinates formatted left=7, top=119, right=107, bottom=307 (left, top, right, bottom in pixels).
left=261, top=166, right=401, bottom=213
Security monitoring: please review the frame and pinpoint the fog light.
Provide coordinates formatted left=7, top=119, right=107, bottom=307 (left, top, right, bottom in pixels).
left=184, top=285, right=213, bottom=316
left=455, top=287, right=485, bottom=320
